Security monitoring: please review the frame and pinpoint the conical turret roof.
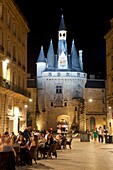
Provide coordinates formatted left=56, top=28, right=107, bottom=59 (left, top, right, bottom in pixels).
left=71, top=39, right=81, bottom=71
left=37, top=46, right=46, bottom=62
left=47, top=39, right=55, bottom=69
left=59, top=14, right=66, bottom=31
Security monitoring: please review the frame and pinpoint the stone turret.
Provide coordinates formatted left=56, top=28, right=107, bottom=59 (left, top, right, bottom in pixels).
left=71, top=39, right=81, bottom=71
left=36, top=46, right=46, bottom=77
left=57, top=14, right=68, bottom=69
left=47, top=39, right=55, bottom=70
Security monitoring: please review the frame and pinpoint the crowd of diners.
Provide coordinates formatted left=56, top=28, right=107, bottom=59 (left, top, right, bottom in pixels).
left=0, top=124, right=71, bottom=166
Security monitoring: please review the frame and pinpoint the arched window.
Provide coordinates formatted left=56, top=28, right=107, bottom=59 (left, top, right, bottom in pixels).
left=90, top=116, right=96, bottom=132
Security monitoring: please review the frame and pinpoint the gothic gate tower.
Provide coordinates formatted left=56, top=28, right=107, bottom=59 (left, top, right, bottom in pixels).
left=36, top=14, right=87, bottom=133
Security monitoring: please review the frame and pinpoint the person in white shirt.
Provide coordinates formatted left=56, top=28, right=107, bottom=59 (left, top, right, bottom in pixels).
left=45, top=130, right=50, bottom=141
left=98, top=126, right=104, bottom=143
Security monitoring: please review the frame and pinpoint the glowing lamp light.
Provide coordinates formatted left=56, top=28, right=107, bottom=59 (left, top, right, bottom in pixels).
left=89, top=99, right=92, bottom=102
left=24, top=104, right=28, bottom=108
left=29, top=98, right=32, bottom=102
left=5, top=59, right=9, bottom=64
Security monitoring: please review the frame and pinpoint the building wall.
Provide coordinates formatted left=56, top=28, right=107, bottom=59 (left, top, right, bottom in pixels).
left=27, top=87, right=37, bottom=129
left=0, top=0, right=30, bottom=134
left=35, top=76, right=106, bottom=133
left=36, top=70, right=88, bottom=132
left=85, top=88, right=106, bottom=131
left=105, top=18, right=113, bottom=134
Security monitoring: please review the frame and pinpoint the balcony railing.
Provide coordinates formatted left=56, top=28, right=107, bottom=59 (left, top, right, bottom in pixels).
left=6, top=51, right=11, bottom=58
left=0, top=45, right=4, bottom=53
left=0, top=76, right=31, bottom=98
left=18, top=61, right=21, bottom=67
left=22, top=65, right=25, bottom=71
left=13, top=56, right=16, bottom=62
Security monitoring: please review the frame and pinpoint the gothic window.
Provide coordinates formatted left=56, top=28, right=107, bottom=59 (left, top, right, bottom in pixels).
left=64, top=102, right=67, bottom=107
left=76, top=85, right=82, bottom=98
left=57, top=73, right=60, bottom=76
left=56, top=86, right=62, bottom=94
left=66, top=73, right=69, bottom=76
left=51, top=102, right=53, bottom=106
left=109, top=122, right=111, bottom=127
left=63, top=33, right=65, bottom=37
left=77, top=73, right=80, bottom=77
left=48, top=73, right=52, bottom=76
left=76, top=91, right=79, bottom=98
left=90, top=117, right=96, bottom=132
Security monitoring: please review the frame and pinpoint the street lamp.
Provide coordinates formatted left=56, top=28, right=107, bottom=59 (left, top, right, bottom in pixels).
left=29, top=98, right=32, bottom=102
left=88, top=99, right=92, bottom=102
left=24, top=104, right=28, bottom=108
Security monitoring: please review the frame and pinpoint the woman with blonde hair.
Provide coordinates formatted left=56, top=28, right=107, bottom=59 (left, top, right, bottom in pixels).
left=0, top=137, right=16, bottom=157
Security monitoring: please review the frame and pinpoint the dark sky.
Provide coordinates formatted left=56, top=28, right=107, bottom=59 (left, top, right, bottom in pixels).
left=14, top=0, right=113, bottom=78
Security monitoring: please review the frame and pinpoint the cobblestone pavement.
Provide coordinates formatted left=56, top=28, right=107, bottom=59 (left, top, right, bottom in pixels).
left=16, top=137, right=113, bottom=170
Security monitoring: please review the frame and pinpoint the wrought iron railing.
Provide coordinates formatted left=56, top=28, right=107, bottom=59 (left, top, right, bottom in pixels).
left=0, top=45, right=4, bottom=52
left=0, top=76, right=31, bottom=98
left=6, top=51, right=11, bottom=58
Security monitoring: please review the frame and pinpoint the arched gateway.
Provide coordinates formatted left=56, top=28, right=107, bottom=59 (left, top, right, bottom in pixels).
left=57, top=115, right=70, bottom=133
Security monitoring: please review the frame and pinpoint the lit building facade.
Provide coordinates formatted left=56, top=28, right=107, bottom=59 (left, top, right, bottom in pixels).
left=85, top=79, right=106, bottom=131
left=36, top=15, right=106, bottom=133
left=105, top=18, right=113, bottom=134
left=0, top=0, right=30, bottom=134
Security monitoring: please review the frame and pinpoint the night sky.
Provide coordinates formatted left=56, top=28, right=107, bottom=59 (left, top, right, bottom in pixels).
left=14, top=0, right=113, bottom=78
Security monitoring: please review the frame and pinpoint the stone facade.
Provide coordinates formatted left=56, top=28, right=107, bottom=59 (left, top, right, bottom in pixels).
left=35, top=15, right=106, bottom=133
left=0, top=0, right=30, bottom=134
left=85, top=86, right=106, bottom=131
left=105, top=18, right=113, bottom=134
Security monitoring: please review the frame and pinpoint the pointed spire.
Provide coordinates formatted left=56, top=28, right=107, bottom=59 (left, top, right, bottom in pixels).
left=71, top=39, right=81, bottom=71
left=59, top=14, right=66, bottom=31
left=37, top=46, right=46, bottom=62
left=79, top=50, right=83, bottom=71
left=47, top=39, right=55, bottom=69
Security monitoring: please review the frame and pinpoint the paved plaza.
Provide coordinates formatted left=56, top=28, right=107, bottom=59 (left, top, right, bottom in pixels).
left=16, top=137, right=113, bottom=170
